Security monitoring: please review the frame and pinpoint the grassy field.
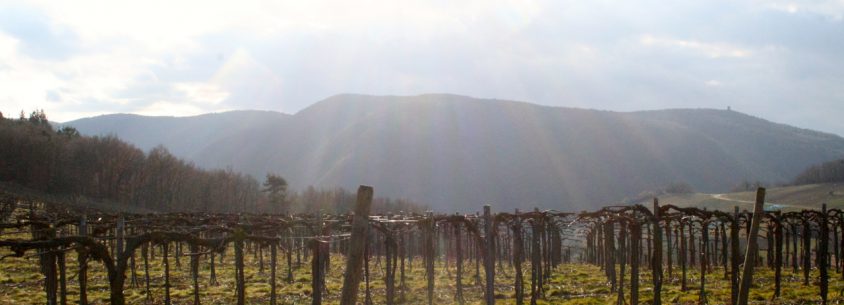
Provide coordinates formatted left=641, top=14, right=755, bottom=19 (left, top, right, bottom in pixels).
left=2, top=232, right=844, bottom=305
left=636, top=183, right=844, bottom=212
left=3, top=184, right=844, bottom=304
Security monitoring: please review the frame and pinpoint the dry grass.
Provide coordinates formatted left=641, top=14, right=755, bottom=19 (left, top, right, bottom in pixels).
left=3, top=236, right=844, bottom=305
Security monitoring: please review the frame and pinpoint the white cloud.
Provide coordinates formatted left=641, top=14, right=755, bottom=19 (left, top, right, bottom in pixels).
left=639, top=35, right=752, bottom=58
left=705, top=80, right=723, bottom=87
left=758, top=0, right=844, bottom=20
left=173, top=82, right=229, bottom=105
left=0, top=0, right=842, bottom=136
left=136, top=101, right=215, bottom=117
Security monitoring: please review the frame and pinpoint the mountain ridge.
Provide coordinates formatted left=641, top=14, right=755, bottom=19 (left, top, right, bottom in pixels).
left=63, top=94, right=844, bottom=211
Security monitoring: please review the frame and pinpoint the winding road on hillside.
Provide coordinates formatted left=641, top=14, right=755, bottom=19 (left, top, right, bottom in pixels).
left=710, top=193, right=802, bottom=210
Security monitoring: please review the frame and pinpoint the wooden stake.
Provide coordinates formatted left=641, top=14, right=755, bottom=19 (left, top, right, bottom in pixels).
left=339, top=185, right=373, bottom=305
left=737, top=188, right=766, bottom=305
left=484, top=205, right=495, bottom=305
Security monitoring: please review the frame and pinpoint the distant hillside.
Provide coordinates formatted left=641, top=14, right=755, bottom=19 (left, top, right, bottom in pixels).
left=793, top=158, right=844, bottom=185
left=65, top=110, right=291, bottom=160
left=64, top=94, right=844, bottom=211
left=638, top=183, right=844, bottom=212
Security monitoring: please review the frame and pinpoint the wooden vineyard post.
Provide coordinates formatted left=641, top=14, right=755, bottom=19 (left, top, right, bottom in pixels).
left=287, top=228, right=294, bottom=283
left=209, top=244, right=217, bottom=286
left=270, top=242, right=278, bottom=305
left=312, top=239, right=324, bottom=305
left=425, top=211, right=435, bottom=305
left=143, top=243, right=151, bottom=300
left=513, top=209, right=524, bottom=305
left=58, top=249, right=67, bottom=305
left=190, top=243, right=200, bottom=305
left=802, top=218, right=810, bottom=285
left=721, top=222, right=728, bottom=280
left=129, top=232, right=139, bottom=289
left=604, top=221, right=616, bottom=292
left=531, top=218, right=544, bottom=305
left=163, top=243, right=172, bottom=305
left=235, top=229, right=246, bottom=305
left=78, top=215, right=88, bottom=305
left=774, top=211, right=783, bottom=299
left=340, top=185, right=373, bottom=305
left=652, top=198, right=663, bottom=305
left=700, top=221, right=708, bottom=304
left=616, top=222, right=627, bottom=305
left=836, top=221, right=841, bottom=273
left=730, top=206, right=739, bottom=305
left=35, top=220, right=58, bottom=305
left=680, top=221, right=687, bottom=291
left=689, top=225, right=696, bottom=270
left=630, top=222, right=640, bottom=305
left=55, top=221, right=66, bottom=305
left=384, top=231, right=396, bottom=305
left=737, top=188, right=766, bottom=305
left=455, top=222, right=465, bottom=304
left=399, top=231, right=407, bottom=302
left=484, top=205, right=495, bottom=305
left=820, top=204, right=829, bottom=305
left=666, top=219, right=672, bottom=280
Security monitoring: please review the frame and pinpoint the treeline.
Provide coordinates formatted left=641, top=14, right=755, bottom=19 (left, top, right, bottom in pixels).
left=0, top=111, right=426, bottom=213
left=793, top=158, right=844, bottom=185
left=0, top=110, right=261, bottom=212
left=289, top=186, right=427, bottom=214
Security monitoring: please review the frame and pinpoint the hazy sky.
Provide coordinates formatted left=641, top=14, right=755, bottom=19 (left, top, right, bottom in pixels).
left=1, top=1, right=843, bottom=135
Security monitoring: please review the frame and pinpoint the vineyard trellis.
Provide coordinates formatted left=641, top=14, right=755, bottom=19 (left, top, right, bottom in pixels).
left=0, top=186, right=840, bottom=305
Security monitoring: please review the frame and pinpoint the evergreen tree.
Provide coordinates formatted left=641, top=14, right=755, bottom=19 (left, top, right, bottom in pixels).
left=262, top=173, right=289, bottom=213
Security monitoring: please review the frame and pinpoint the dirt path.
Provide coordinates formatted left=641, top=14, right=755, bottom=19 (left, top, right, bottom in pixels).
left=710, top=193, right=803, bottom=209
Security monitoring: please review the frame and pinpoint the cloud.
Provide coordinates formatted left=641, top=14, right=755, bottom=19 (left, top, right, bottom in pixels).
left=0, top=0, right=842, bottom=137
left=758, top=0, right=844, bottom=19
left=0, top=4, right=79, bottom=60
left=173, top=82, right=229, bottom=106
left=639, top=35, right=752, bottom=58
left=135, top=101, right=209, bottom=117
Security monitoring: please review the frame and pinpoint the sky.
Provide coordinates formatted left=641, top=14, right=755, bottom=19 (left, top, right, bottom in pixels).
left=0, top=0, right=843, bottom=135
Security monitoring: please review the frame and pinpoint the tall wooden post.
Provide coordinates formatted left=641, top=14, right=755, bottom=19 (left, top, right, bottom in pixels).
left=700, top=222, right=708, bottom=304
left=311, top=240, right=323, bottom=305
left=58, top=251, right=67, bottom=305
left=425, top=211, right=435, bottom=305
left=737, top=188, right=765, bottom=305
left=721, top=222, right=728, bottom=280
left=666, top=219, right=672, bottom=279
left=652, top=198, right=663, bottom=305
left=630, top=222, right=640, bottom=305
left=37, top=222, right=57, bottom=305
left=484, top=205, right=496, bottom=305
left=455, top=223, right=465, bottom=304
left=680, top=221, right=687, bottom=291
left=163, top=243, right=171, bottom=305
left=270, top=242, right=278, bottom=305
left=820, top=204, right=829, bottom=305
left=730, top=207, right=740, bottom=305
left=774, top=212, right=783, bottom=298
left=802, top=219, right=811, bottom=285
left=235, top=230, right=246, bottom=305
left=78, top=215, right=88, bottom=305
left=531, top=219, right=543, bottom=305
left=190, top=243, right=200, bottom=305
left=340, top=186, right=373, bottom=305
left=513, top=209, right=524, bottom=305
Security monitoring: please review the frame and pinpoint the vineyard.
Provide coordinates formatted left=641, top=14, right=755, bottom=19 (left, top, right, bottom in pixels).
left=2, top=186, right=844, bottom=305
